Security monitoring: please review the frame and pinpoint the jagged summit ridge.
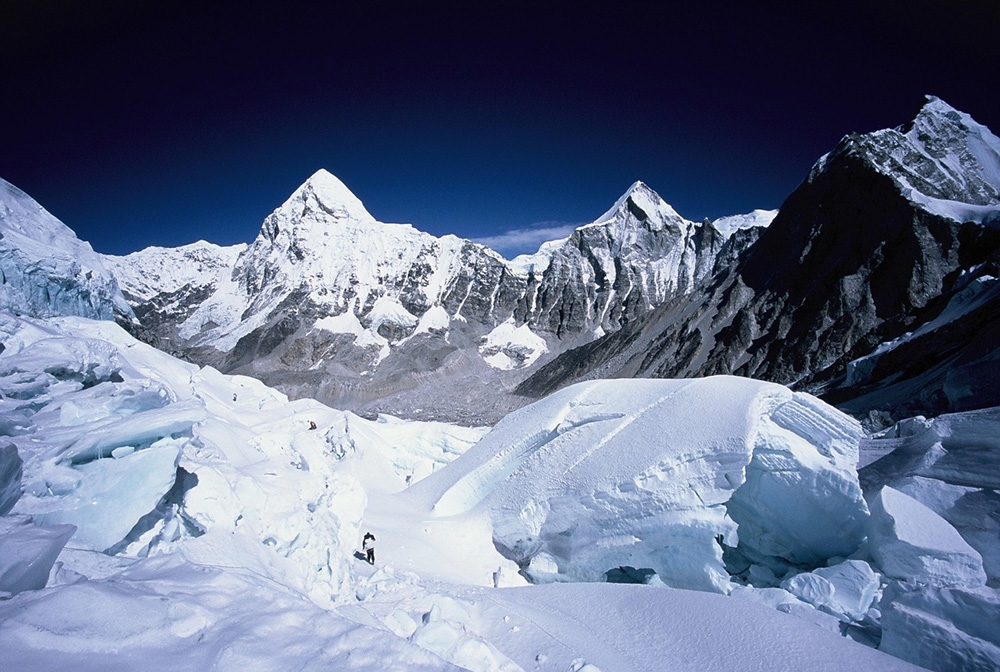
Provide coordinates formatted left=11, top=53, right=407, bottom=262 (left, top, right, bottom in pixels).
left=812, top=96, right=1000, bottom=223
left=104, top=170, right=765, bottom=422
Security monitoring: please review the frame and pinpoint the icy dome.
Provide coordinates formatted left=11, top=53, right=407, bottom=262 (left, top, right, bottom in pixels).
left=411, top=377, right=868, bottom=593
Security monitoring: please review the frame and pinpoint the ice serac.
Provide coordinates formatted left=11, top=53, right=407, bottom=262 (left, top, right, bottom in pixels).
left=0, top=516, right=76, bottom=597
left=780, top=560, right=879, bottom=621
left=0, top=311, right=482, bottom=610
left=869, top=486, right=986, bottom=588
left=859, top=408, right=1000, bottom=584
left=0, top=328, right=203, bottom=552
left=0, top=442, right=23, bottom=515
left=412, top=376, right=867, bottom=593
left=0, top=177, right=134, bottom=323
left=726, top=391, right=868, bottom=567
left=517, top=97, right=1000, bottom=423
left=857, top=409, right=1000, bottom=670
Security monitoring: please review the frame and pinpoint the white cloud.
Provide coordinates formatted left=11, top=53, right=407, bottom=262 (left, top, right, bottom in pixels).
left=473, top=222, right=581, bottom=257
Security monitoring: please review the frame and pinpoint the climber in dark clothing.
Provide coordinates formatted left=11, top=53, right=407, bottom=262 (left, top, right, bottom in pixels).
left=363, top=532, right=376, bottom=565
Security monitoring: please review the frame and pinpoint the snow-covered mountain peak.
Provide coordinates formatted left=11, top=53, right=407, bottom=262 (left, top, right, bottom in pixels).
left=904, top=96, right=994, bottom=144
left=812, top=97, right=1000, bottom=224
left=265, top=170, right=377, bottom=244
left=593, top=180, right=685, bottom=230
left=243, top=170, right=398, bottom=283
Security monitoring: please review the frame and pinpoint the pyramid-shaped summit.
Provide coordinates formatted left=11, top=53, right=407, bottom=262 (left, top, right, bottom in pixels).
left=275, top=169, right=377, bottom=226
left=594, top=180, right=684, bottom=228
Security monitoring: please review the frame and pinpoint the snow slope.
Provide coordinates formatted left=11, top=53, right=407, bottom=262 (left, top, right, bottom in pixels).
left=711, top=208, right=778, bottom=238
left=0, top=311, right=931, bottom=671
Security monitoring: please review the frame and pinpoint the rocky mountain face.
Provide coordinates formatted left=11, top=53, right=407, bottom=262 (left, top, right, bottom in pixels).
left=519, top=97, right=1000, bottom=427
left=105, top=172, right=767, bottom=423
left=0, top=178, right=134, bottom=325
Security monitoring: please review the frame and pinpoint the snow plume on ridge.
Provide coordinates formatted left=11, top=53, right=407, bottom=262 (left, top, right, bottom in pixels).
left=411, top=376, right=868, bottom=594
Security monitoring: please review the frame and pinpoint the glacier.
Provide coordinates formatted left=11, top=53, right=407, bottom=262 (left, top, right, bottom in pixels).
left=0, top=310, right=930, bottom=671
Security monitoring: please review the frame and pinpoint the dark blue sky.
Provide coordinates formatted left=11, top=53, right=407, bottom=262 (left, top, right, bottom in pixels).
left=2, top=1, right=998, bottom=257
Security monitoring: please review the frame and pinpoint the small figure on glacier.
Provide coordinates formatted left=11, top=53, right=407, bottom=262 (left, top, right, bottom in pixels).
left=363, top=532, right=376, bottom=565
left=309, top=420, right=317, bottom=430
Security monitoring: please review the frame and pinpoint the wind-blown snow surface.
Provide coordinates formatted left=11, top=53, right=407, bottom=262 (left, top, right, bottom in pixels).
left=0, top=313, right=928, bottom=670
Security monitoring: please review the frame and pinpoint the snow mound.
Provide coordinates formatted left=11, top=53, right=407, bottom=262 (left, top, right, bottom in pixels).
left=414, top=377, right=867, bottom=593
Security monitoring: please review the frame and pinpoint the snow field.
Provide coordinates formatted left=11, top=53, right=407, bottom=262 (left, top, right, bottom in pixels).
left=0, top=311, right=989, bottom=670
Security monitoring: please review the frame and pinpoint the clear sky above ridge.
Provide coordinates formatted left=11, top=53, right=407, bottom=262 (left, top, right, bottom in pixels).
left=2, top=1, right=998, bottom=257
